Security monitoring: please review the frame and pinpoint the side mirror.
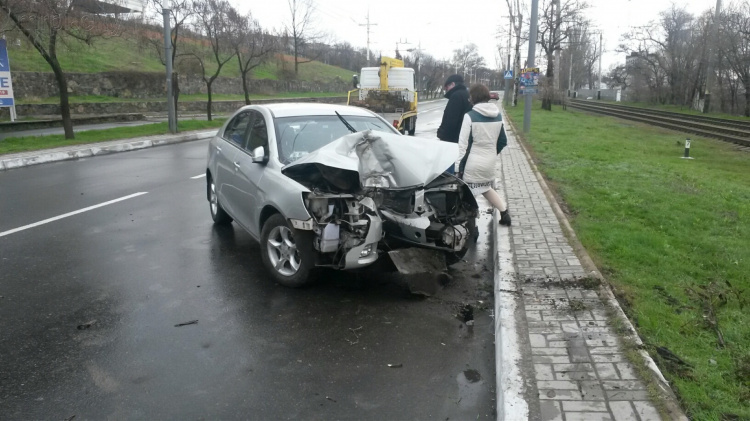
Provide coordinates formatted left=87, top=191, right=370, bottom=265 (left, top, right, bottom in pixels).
left=251, top=146, right=267, bottom=164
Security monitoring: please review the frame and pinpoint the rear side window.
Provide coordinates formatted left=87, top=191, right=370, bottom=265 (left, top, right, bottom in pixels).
left=223, top=111, right=253, bottom=147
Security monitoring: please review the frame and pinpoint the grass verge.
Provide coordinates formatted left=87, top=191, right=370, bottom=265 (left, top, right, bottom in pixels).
left=0, top=119, right=224, bottom=155
left=505, top=103, right=750, bottom=420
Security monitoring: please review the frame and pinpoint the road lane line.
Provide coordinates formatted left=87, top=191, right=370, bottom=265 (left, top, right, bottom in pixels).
left=0, top=192, right=149, bottom=238
left=191, top=173, right=206, bottom=179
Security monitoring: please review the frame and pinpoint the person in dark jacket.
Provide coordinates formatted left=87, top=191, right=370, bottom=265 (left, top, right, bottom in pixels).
left=437, top=74, right=472, bottom=143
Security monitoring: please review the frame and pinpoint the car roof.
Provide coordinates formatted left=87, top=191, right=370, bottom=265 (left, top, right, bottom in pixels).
left=259, top=103, right=378, bottom=118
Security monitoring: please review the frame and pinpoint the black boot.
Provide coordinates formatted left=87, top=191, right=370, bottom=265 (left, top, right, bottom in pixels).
left=499, top=210, right=512, bottom=226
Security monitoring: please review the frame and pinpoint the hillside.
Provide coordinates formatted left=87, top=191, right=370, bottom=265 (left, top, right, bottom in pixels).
left=7, top=36, right=355, bottom=84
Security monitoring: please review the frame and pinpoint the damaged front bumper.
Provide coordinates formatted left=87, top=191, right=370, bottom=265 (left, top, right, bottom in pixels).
left=293, top=193, right=383, bottom=270
left=283, top=129, right=478, bottom=271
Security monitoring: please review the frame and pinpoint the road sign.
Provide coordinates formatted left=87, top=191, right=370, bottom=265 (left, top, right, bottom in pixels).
left=503, top=70, right=513, bottom=79
left=0, top=40, right=15, bottom=107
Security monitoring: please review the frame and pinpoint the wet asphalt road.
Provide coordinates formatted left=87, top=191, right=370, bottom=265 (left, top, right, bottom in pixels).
left=0, top=99, right=497, bottom=420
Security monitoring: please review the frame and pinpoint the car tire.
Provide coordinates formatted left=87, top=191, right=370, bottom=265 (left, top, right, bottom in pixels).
left=408, top=117, right=416, bottom=136
left=208, top=176, right=233, bottom=225
left=260, top=213, right=316, bottom=288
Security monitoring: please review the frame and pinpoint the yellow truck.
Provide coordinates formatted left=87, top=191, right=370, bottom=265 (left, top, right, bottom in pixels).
left=348, top=57, right=418, bottom=136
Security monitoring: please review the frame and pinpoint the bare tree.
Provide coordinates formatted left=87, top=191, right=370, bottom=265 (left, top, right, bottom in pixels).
left=284, top=0, right=324, bottom=75
left=719, top=2, right=750, bottom=116
left=538, top=0, right=587, bottom=109
left=451, top=44, right=486, bottom=79
left=0, top=0, right=122, bottom=139
left=189, top=0, right=237, bottom=120
left=228, top=10, right=275, bottom=105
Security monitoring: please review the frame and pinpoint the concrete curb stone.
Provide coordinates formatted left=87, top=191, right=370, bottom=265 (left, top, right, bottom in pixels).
left=0, top=129, right=217, bottom=171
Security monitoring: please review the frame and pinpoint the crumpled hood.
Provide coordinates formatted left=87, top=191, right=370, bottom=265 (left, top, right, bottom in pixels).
left=472, top=102, right=500, bottom=118
left=282, top=130, right=458, bottom=191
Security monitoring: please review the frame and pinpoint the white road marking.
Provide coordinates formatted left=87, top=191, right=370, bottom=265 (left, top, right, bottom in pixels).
left=0, top=192, right=149, bottom=238
left=191, top=173, right=206, bottom=179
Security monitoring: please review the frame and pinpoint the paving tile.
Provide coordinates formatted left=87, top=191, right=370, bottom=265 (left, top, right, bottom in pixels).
left=609, top=401, right=638, bottom=421
left=561, top=400, right=609, bottom=411
left=539, top=400, right=563, bottom=421
left=633, top=401, right=662, bottom=420
left=538, top=389, right=583, bottom=400
left=535, top=363, right=554, bottom=381
left=615, top=363, right=638, bottom=380
left=537, top=380, right=580, bottom=390
left=595, top=363, right=620, bottom=380
left=563, top=413, right=614, bottom=421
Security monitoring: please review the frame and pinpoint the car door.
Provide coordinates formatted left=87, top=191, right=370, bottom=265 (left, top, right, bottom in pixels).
left=231, top=110, right=269, bottom=237
left=215, top=110, right=252, bottom=219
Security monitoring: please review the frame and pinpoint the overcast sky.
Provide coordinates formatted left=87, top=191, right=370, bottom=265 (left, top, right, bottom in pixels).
left=241, top=0, right=719, bottom=71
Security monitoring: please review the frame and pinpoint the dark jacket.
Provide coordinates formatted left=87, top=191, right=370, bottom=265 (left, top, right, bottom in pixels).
left=437, top=84, right=472, bottom=142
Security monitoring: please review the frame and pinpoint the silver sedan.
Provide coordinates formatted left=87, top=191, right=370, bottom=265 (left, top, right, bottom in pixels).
left=206, top=103, right=478, bottom=287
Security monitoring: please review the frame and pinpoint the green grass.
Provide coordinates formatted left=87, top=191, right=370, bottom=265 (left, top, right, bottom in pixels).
left=18, top=92, right=346, bottom=105
left=0, top=119, right=225, bottom=155
left=505, top=103, right=750, bottom=420
left=8, top=36, right=355, bottom=83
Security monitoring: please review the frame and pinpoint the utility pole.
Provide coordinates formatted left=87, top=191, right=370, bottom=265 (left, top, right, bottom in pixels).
left=523, top=0, right=539, bottom=133
left=358, top=9, right=377, bottom=66
left=162, top=8, right=177, bottom=134
left=703, top=0, right=722, bottom=113
left=597, top=31, right=602, bottom=99
left=504, top=8, right=512, bottom=106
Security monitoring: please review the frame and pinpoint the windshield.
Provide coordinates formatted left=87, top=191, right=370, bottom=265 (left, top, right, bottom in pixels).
left=274, top=115, right=398, bottom=164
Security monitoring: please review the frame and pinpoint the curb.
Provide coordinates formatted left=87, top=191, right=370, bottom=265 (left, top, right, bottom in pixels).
left=505, top=110, right=689, bottom=420
left=0, top=129, right=217, bottom=171
left=492, top=204, right=529, bottom=420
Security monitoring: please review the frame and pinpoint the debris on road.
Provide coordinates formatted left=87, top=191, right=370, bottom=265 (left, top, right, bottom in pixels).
left=346, top=326, right=363, bottom=345
left=388, top=248, right=451, bottom=296
left=174, top=320, right=199, bottom=327
left=387, top=363, right=403, bottom=368
left=77, top=320, right=96, bottom=330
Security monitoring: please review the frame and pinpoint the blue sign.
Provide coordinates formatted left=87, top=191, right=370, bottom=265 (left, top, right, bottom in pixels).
left=0, top=39, right=15, bottom=107
left=503, top=70, right=513, bottom=79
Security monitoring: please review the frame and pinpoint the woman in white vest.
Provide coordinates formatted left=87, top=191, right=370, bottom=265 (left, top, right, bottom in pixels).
left=455, top=84, right=511, bottom=226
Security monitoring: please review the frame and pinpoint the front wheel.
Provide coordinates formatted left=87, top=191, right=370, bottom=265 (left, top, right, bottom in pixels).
left=260, top=213, right=315, bottom=287
left=208, top=176, right=232, bottom=225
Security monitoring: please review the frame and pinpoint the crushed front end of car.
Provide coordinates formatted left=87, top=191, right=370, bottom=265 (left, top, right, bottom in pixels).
left=282, top=130, right=479, bottom=269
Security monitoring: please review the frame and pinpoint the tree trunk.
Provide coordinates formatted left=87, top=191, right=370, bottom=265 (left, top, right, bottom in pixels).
left=206, top=82, right=213, bottom=121
left=542, top=52, right=554, bottom=111
left=50, top=60, right=74, bottom=139
left=241, top=70, right=251, bottom=105
left=172, top=73, right=180, bottom=124
left=744, top=77, right=750, bottom=117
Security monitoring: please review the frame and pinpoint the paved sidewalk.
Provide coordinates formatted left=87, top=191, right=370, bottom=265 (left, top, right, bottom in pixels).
left=492, top=106, right=685, bottom=420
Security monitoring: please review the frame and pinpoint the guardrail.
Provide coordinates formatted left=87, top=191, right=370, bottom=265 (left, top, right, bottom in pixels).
left=568, top=99, right=750, bottom=147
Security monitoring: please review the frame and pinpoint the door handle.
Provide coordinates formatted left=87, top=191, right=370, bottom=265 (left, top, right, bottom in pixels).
left=233, top=161, right=241, bottom=170
left=216, top=146, right=222, bottom=154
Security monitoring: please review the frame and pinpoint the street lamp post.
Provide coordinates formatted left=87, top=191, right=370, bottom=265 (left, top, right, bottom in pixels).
left=162, top=8, right=177, bottom=133
left=523, top=0, right=539, bottom=133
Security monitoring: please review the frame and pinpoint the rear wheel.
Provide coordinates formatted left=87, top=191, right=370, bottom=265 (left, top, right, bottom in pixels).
left=260, top=213, right=315, bottom=287
left=208, top=176, right=232, bottom=225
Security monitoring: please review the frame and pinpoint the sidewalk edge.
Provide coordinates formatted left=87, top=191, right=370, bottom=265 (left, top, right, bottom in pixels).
left=504, top=109, right=688, bottom=421
left=0, top=129, right=216, bottom=171
left=493, top=167, right=529, bottom=419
